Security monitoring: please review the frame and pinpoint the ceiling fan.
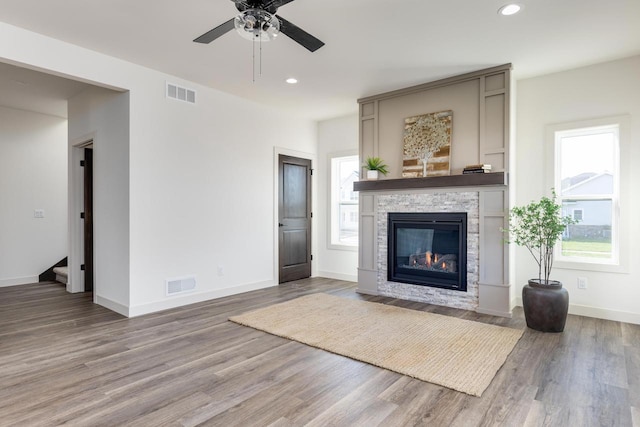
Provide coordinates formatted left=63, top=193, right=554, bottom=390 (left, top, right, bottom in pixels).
left=194, top=0, right=325, bottom=52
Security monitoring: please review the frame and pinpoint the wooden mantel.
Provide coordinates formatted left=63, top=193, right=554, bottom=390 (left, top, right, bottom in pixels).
left=353, top=172, right=507, bottom=192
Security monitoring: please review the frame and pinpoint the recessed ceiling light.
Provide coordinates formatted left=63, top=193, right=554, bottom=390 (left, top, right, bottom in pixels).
left=286, top=78, right=298, bottom=84
left=498, top=4, right=522, bottom=16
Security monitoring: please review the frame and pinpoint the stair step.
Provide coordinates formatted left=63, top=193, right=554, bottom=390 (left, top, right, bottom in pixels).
left=53, top=266, right=68, bottom=284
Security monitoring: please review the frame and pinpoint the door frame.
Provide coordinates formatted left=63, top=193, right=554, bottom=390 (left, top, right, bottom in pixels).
left=273, top=147, right=316, bottom=284
left=69, top=134, right=95, bottom=298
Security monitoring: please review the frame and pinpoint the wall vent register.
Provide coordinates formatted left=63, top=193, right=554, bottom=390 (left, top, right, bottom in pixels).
left=166, top=82, right=196, bottom=104
left=166, top=276, right=196, bottom=295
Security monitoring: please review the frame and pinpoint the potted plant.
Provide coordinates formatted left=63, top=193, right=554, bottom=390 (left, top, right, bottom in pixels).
left=363, top=156, right=389, bottom=180
left=504, top=190, right=578, bottom=332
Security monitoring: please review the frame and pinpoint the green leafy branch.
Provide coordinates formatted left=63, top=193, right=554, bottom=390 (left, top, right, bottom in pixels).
left=363, top=157, right=389, bottom=175
left=503, top=189, right=578, bottom=284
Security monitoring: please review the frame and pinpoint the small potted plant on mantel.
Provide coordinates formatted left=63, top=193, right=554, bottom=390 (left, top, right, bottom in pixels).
left=363, top=156, right=389, bottom=180
left=503, top=190, right=578, bottom=332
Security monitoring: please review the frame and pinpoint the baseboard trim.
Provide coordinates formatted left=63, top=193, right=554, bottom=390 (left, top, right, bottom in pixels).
left=0, top=276, right=38, bottom=287
left=476, top=307, right=513, bottom=318
left=514, top=297, right=640, bottom=325
left=317, top=271, right=357, bottom=283
left=128, top=280, right=277, bottom=318
left=96, top=295, right=130, bottom=317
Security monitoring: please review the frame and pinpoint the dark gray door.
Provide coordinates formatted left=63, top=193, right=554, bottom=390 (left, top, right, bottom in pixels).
left=278, top=155, right=312, bottom=283
left=83, top=148, right=93, bottom=292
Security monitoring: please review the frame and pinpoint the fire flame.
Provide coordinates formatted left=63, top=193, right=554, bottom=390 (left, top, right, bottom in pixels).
left=425, top=251, right=432, bottom=268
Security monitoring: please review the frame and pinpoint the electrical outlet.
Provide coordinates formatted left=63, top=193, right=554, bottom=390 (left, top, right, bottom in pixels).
left=217, top=266, right=224, bottom=276
left=34, top=209, right=45, bottom=218
left=577, top=277, right=588, bottom=289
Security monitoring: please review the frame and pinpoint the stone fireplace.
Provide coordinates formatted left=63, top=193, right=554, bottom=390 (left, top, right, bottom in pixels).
left=355, top=64, right=513, bottom=317
left=377, top=191, right=479, bottom=311
left=355, top=181, right=510, bottom=316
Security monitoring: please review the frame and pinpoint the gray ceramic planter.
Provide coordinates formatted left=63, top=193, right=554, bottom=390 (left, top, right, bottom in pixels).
left=522, top=279, right=569, bottom=332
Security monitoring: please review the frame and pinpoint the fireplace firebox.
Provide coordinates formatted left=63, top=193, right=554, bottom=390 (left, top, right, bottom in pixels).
left=388, top=212, right=467, bottom=291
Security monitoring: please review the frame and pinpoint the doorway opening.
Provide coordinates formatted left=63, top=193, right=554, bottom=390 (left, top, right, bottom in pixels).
left=83, top=147, right=93, bottom=292
left=70, top=140, right=94, bottom=294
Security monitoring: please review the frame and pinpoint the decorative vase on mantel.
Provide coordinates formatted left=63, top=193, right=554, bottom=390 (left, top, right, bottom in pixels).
left=366, top=170, right=379, bottom=180
left=522, top=279, right=569, bottom=332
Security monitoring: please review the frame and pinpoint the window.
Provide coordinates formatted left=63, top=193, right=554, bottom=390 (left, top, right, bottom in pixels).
left=554, top=123, right=619, bottom=264
left=572, top=209, right=583, bottom=222
left=330, top=154, right=359, bottom=248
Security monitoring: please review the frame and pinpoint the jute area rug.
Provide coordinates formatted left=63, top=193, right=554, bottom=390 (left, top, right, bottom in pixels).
left=229, top=293, right=523, bottom=397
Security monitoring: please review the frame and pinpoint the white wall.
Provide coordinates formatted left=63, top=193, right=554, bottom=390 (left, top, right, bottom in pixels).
left=316, top=114, right=359, bottom=281
left=0, top=106, right=67, bottom=286
left=515, top=55, right=640, bottom=324
left=127, top=83, right=317, bottom=315
left=68, top=87, right=130, bottom=311
left=1, top=22, right=317, bottom=316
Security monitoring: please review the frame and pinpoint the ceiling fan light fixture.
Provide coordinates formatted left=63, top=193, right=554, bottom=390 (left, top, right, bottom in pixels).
left=193, top=0, right=324, bottom=53
left=234, top=9, right=280, bottom=42
left=498, top=4, right=522, bottom=16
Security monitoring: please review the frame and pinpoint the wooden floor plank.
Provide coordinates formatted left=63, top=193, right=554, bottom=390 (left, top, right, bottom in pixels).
left=0, top=279, right=637, bottom=426
left=626, top=346, right=640, bottom=408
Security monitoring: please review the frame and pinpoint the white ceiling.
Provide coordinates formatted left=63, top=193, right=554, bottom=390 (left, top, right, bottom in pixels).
left=0, top=62, right=89, bottom=118
left=0, top=0, right=639, bottom=120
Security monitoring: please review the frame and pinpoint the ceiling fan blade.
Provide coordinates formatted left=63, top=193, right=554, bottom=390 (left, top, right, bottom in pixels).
left=193, top=18, right=235, bottom=44
left=276, top=15, right=324, bottom=52
left=263, top=0, right=295, bottom=10
left=232, top=0, right=251, bottom=12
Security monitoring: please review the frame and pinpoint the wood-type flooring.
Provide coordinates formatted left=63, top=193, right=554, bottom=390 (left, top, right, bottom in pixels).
left=0, top=278, right=638, bottom=426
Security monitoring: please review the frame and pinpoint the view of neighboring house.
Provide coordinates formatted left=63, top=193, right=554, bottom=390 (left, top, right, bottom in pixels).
left=338, top=170, right=359, bottom=244
left=561, top=172, right=613, bottom=240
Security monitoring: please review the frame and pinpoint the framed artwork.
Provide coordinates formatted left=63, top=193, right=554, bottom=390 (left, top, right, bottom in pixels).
left=402, top=110, right=452, bottom=177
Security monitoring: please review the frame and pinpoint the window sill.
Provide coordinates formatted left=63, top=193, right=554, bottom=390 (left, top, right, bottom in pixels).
left=555, top=260, right=628, bottom=274
left=328, top=244, right=358, bottom=252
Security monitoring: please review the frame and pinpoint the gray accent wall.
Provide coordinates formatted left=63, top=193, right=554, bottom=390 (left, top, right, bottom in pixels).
left=356, top=64, right=512, bottom=317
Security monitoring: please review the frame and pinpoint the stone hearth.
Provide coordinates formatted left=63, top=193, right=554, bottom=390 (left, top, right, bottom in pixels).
left=377, top=192, right=479, bottom=310
left=356, top=179, right=511, bottom=317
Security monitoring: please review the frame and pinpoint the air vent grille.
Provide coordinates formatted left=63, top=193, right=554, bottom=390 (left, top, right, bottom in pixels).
left=166, top=82, right=196, bottom=104
left=166, top=276, right=196, bottom=295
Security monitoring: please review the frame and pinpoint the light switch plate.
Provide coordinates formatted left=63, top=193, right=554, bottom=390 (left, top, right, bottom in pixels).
left=577, top=277, right=587, bottom=289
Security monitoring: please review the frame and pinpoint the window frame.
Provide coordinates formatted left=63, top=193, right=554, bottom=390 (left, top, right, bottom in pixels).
left=546, top=115, right=630, bottom=274
left=572, top=209, right=583, bottom=222
left=328, top=151, right=359, bottom=251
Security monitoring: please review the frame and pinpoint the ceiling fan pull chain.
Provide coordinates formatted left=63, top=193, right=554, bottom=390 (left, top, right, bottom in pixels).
left=260, top=28, right=263, bottom=77
left=252, top=32, right=256, bottom=83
